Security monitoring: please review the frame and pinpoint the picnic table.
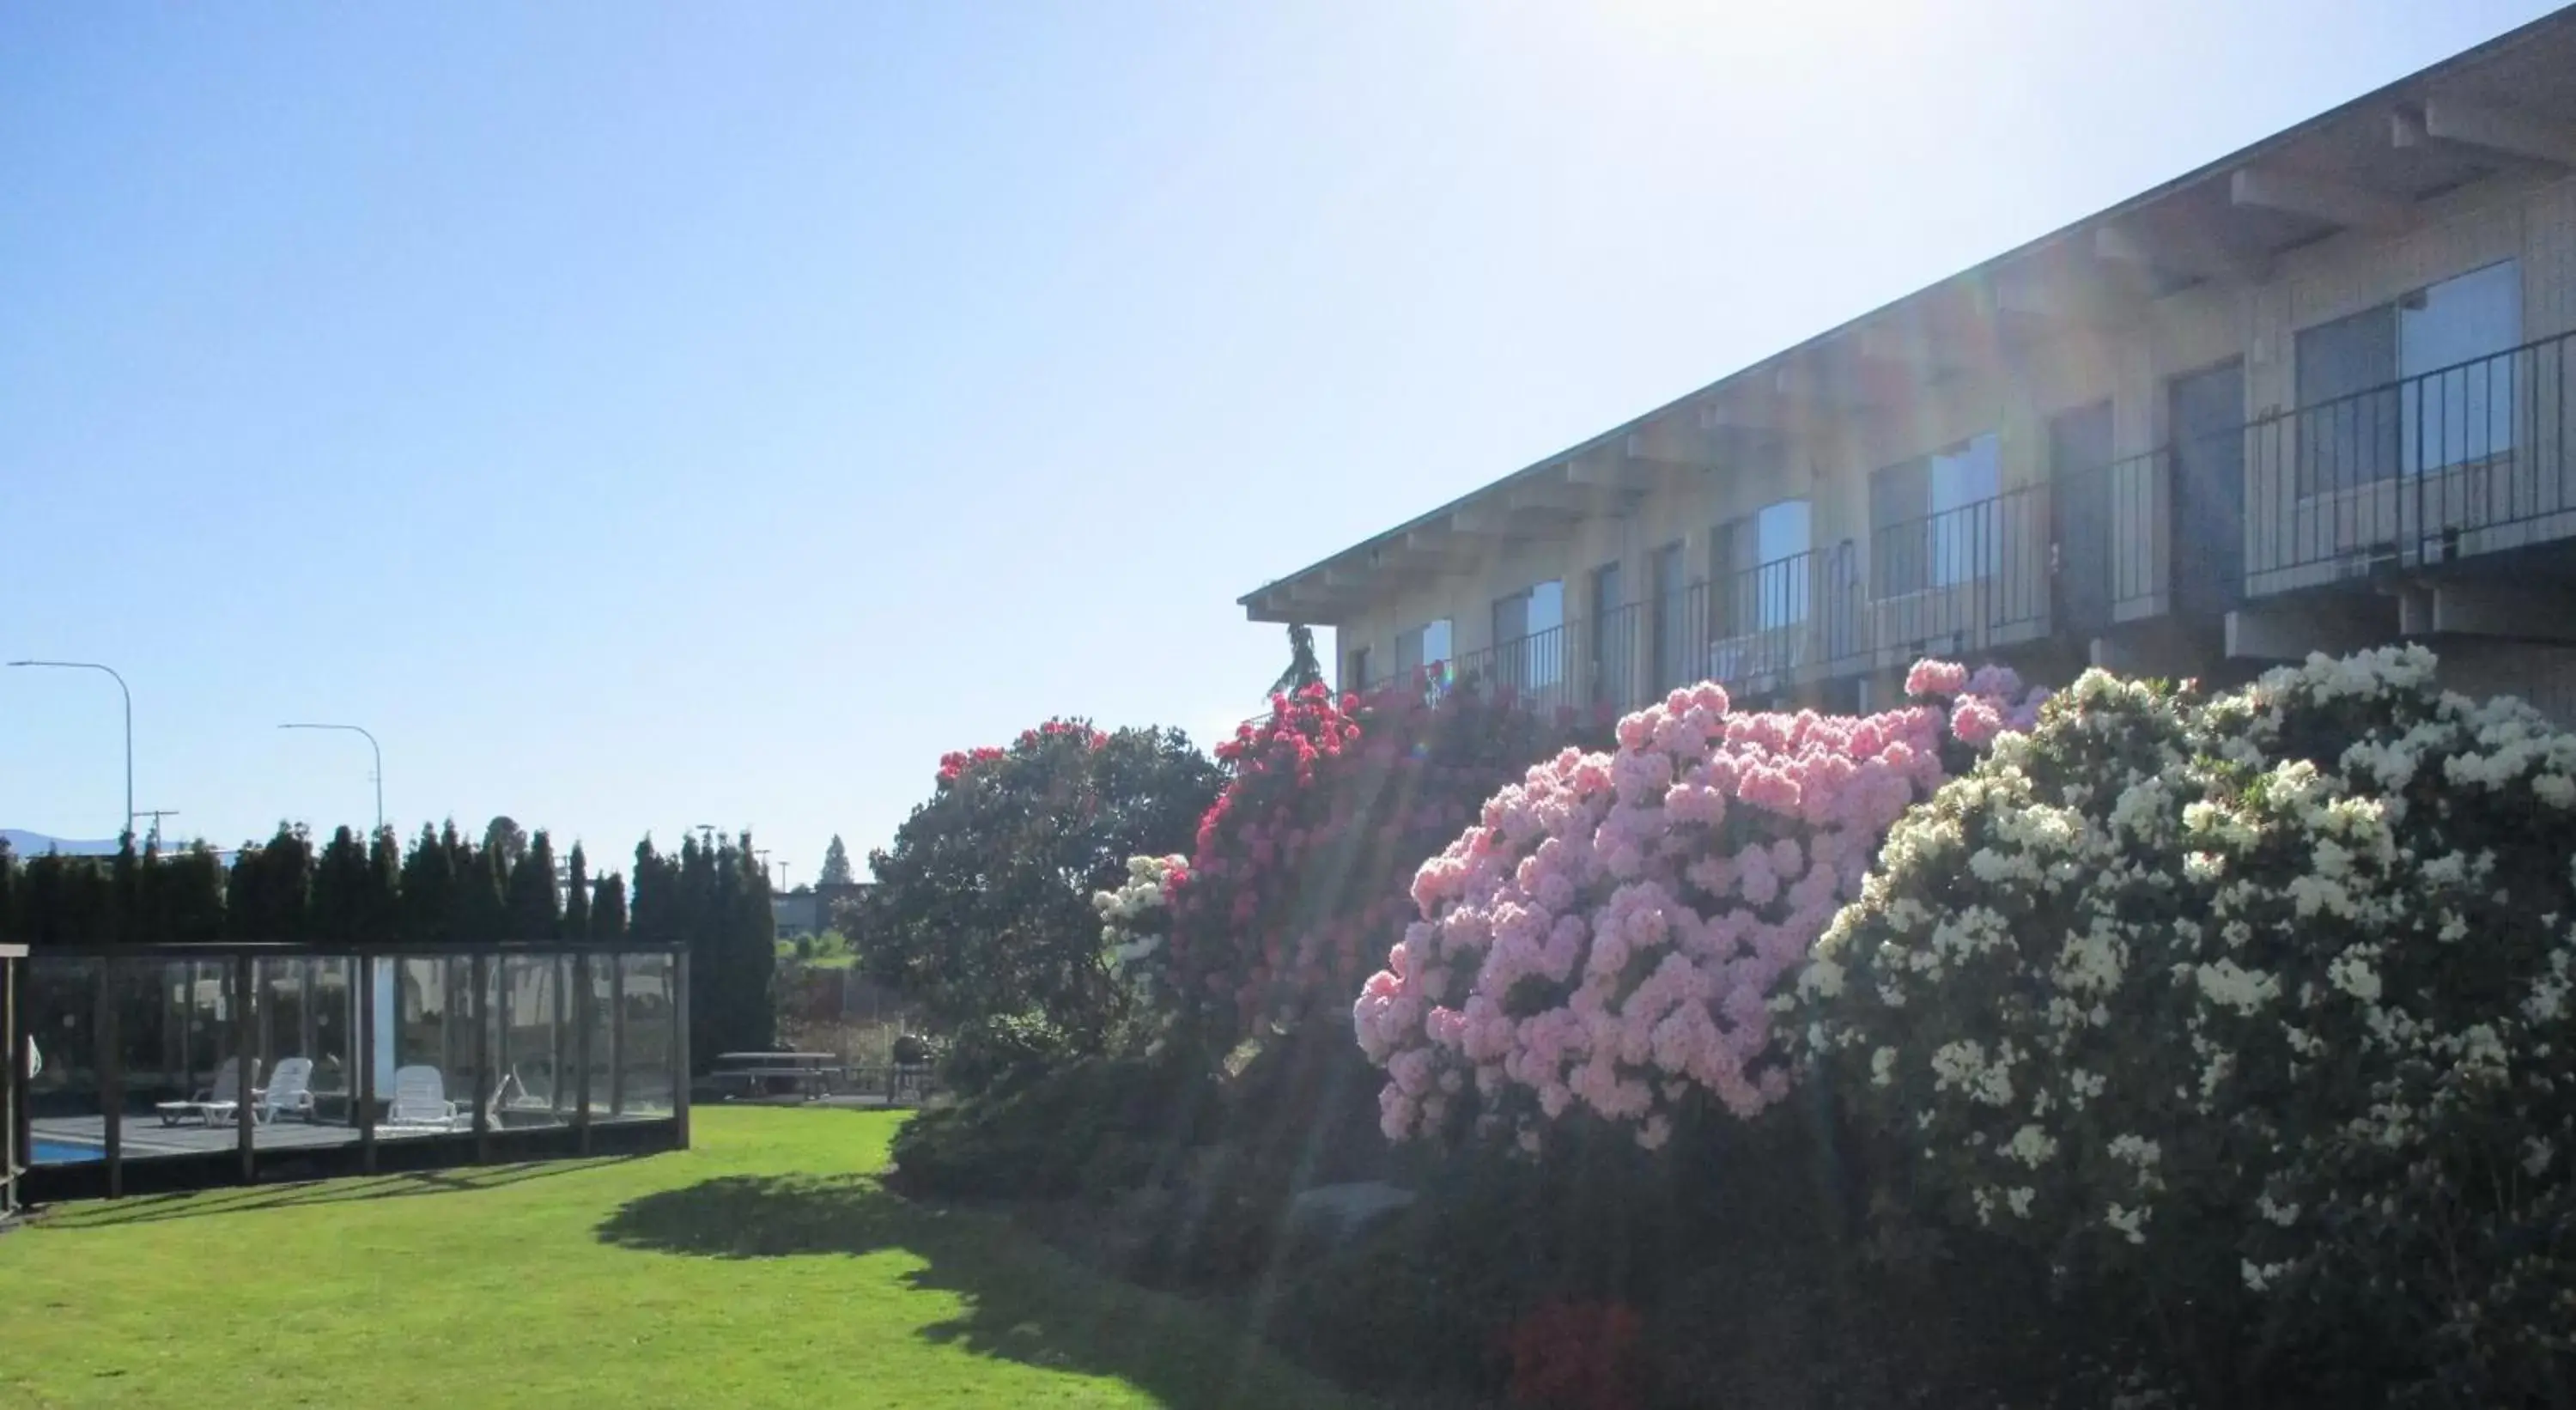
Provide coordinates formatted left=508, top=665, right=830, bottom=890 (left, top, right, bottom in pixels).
left=711, top=1051, right=842, bottom=1101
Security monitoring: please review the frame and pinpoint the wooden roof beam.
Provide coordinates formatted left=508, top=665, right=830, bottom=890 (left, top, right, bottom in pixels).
left=2229, top=163, right=2415, bottom=234
left=2397, top=96, right=2576, bottom=168
left=2093, top=220, right=2272, bottom=286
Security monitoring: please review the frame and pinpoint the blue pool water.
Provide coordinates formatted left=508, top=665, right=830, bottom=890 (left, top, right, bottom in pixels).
left=32, top=1140, right=101, bottom=1164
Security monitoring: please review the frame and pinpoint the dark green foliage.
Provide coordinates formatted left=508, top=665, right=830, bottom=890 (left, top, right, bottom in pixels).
left=592, top=872, right=628, bottom=942
left=504, top=830, right=561, bottom=940
left=16, top=848, right=116, bottom=945
left=860, top=721, right=1221, bottom=1046
left=310, top=825, right=398, bottom=942
left=138, top=842, right=227, bottom=944
left=887, top=1049, right=1222, bottom=1202
left=398, top=823, right=459, bottom=945
left=482, top=815, right=528, bottom=872
left=636, top=830, right=774, bottom=1070
left=818, top=834, right=855, bottom=888
left=456, top=822, right=508, bottom=945
left=1269, top=623, right=1323, bottom=696
left=225, top=824, right=314, bottom=942
left=0, top=817, right=664, bottom=993
left=936, top=1011, right=1075, bottom=1097
left=562, top=842, right=592, bottom=939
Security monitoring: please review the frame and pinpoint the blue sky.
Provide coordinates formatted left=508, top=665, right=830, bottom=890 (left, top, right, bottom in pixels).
left=1, top=1, right=2558, bottom=880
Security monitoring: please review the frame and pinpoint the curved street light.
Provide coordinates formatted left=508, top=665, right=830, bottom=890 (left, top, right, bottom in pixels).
left=278, top=722, right=384, bottom=834
left=8, top=659, right=133, bottom=838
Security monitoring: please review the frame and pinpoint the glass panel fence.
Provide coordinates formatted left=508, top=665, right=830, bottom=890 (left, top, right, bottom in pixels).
left=385, top=956, right=478, bottom=1140
left=252, top=957, right=358, bottom=1152
left=26, top=956, right=104, bottom=1166
left=585, top=955, right=616, bottom=1120
left=612, top=951, right=676, bottom=1120
left=491, top=953, right=570, bottom=1128
left=114, top=958, right=216, bottom=1161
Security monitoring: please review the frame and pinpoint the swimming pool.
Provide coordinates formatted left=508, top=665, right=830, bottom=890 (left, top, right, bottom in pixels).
left=32, top=1140, right=102, bottom=1164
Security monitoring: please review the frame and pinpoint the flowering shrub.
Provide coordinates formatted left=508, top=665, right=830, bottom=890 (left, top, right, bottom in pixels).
left=1801, top=647, right=2576, bottom=1404
left=863, top=720, right=1222, bottom=1046
left=1094, top=852, right=1188, bottom=1007
left=1165, top=679, right=1584, bottom=1042
left=935, top=745, right=1005, bottom=782
left=934, top=720, right=1109, bottom=784
left=1356, top=662, right=2040, bottom=1149
left=1504, top=1299, right=1644, bottom=1410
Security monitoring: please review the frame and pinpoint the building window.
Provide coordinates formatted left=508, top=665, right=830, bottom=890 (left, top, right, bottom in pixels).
left=1346, top=646, right=1370, bottom=694
left=1490, top=580, right=1564, bottom=690
left=1394, top=618, right=1452, bottom=686
left=1872, top=433, right=1999, bottom=594
left=2295, top=259, right=2521, bottom=492
left=1589, top=560, right=1628, bottom=706
left=1650, top=541, right=1688, bottom=693
left=1713, top=499, right=1813, bottom=634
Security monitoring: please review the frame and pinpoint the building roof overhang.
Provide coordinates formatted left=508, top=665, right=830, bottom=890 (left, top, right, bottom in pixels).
left=1241, top=8, right=2576, bottom=626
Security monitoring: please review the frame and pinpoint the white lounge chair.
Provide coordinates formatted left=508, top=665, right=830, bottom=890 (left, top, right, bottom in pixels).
left=156, top=1061, right=257, bottom=1127
left=255, top=1057, right=316, bottom=1125
left=384, top=1065, right=467, bottom=1131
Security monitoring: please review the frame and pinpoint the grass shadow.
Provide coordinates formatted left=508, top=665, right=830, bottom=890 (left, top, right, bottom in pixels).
left=597, top=1173, right=1369, bottom=1410
left=44, top=1158, right=635, bottom=1231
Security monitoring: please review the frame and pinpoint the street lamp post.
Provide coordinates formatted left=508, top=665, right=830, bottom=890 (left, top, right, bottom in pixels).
left=8, top=659, right=134, bottom=838
left=278, top=722, right=384, bottom=834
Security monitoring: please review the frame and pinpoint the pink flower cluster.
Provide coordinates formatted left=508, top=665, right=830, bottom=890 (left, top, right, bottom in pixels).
left=936, top=746, right=1006, bottom=782
left=1353, top=662, right=2041, bottom=1149
left=938, top=717, right=1109, bottom=786
left=1170, top=680, right=1575, bottom=1039
left=1017, top=720, right=1109, bottom=751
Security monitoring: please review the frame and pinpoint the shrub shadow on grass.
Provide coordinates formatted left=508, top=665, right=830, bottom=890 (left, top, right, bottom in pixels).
left=43, top=1158, right=635, bottom=1231
left=596, top=1173, right=1370, bottom=1410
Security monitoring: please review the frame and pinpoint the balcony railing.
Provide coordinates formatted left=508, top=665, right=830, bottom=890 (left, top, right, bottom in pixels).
left=1444, top=621, right=1582, bottom=717
left=1869, top=485, right=2051, bottom=656
left=2243, top=330, right=2576, bottom=598
left=2049, top=446, right=2172, bottom=631
left=1644, top=545, right=1864, bottom=698
left=1341, top=332, right=2576, bottom=715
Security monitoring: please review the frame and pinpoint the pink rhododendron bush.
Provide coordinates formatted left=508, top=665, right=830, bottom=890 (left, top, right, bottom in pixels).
left=1354, top=660, right=2041, bottom=1150
left=1798, top=647, right=2576, bottom=1406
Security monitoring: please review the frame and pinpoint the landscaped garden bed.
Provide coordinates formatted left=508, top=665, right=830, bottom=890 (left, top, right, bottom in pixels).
left=867, top=649, right=2576, bottom=1408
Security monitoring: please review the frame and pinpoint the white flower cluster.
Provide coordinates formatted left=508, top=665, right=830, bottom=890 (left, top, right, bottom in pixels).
left=1093, top=853, right=1187, bottom=968
left=1800, top=647, right=2576, bottom=1393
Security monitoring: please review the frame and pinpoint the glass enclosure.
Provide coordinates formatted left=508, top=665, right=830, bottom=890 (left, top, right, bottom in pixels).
left=617, top=953, right=677, bottom=1120
left=9, top=944, right=686, bottom=1201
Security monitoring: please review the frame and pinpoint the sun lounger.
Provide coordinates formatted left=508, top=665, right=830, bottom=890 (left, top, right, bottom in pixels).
left=384, top=1065, right=467, bottom=1131
left=156, top=1061, right=257, bottom=1127
left=255, top=1057, right=316, bottom=1125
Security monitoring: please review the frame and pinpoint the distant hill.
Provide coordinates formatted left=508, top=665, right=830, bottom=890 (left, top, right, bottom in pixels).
left=1, top=829, right=123, bottom=857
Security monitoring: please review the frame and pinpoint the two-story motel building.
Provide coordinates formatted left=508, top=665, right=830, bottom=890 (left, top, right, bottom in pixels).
left=1242, top=10, right=2576, bottom=726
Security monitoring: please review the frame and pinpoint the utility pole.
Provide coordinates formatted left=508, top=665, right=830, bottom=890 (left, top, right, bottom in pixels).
left=136, top=809, right=180, bottom=851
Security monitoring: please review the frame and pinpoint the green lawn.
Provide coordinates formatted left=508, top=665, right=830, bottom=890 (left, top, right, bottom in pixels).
left=0, top=1108, right=1375, bottom=1409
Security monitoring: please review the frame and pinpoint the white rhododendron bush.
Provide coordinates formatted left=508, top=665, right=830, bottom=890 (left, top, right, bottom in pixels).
left=1352, top=661, right=2041, bottom=1151
left=1800, top=647, right=2576, bottom=1404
